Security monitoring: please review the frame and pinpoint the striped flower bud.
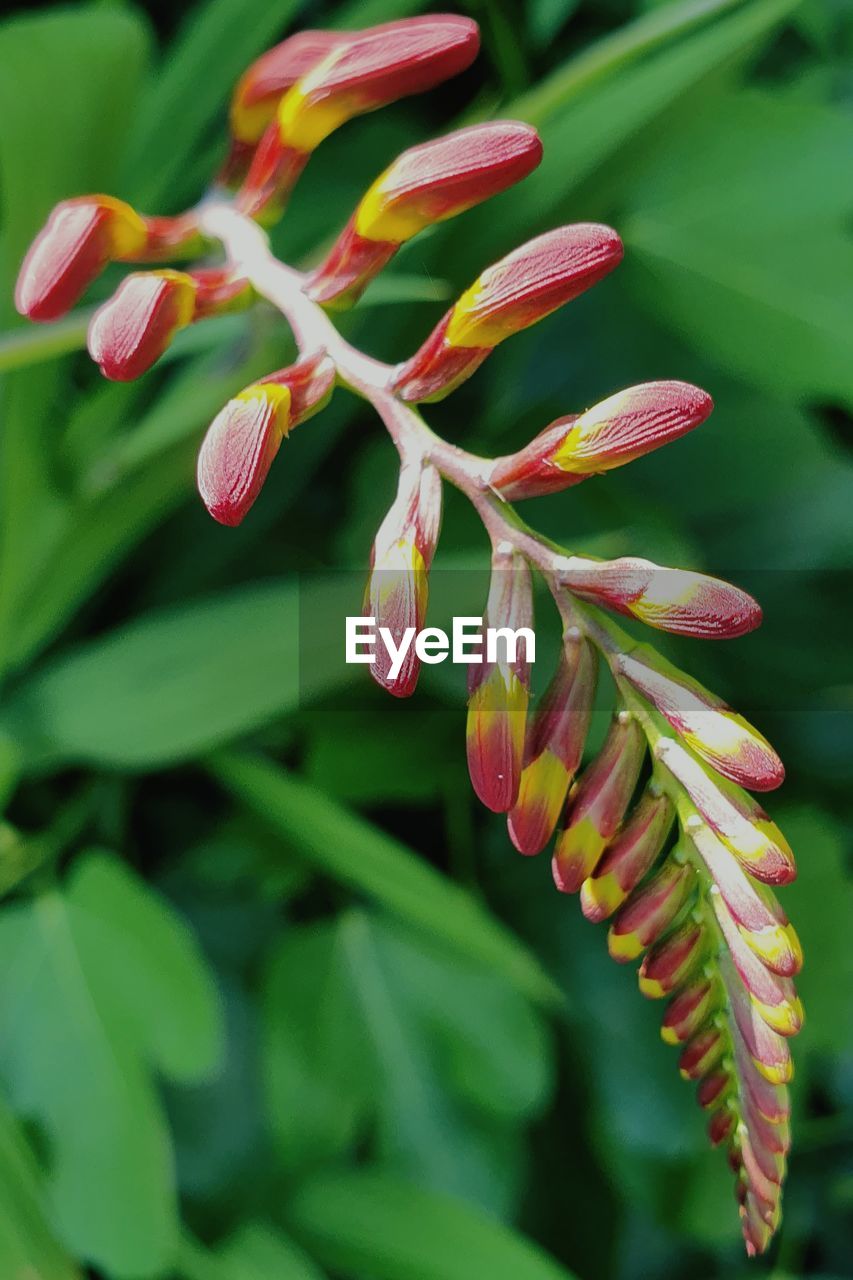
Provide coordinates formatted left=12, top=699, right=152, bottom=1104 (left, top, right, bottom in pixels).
left=657, top=739, right=794, bottom=885
left=197, top=351, right=335, bottom=526
left=393, top=224, right=624, bottom=402
left=87, top=268, right=253, bottom=382
left=638, top=919, right=705, bottom=998
left=661, top=978, right=716, bottom=1045
left=309, top=121, right=543, bottom=306
left=466, top=547, right=533, bottom=813
left=507, top=631, right=596, bottom=856
left=722, top=955, right=792, bottom=1085
left=697, top=1071, right=730, bottom=1110
left=580, top=785, right=674, bottom=921
left=687, top=820, right=801, bottom=976
left=238, top=16, right=479, bottom=220
left=678, top=1027, right=724, bottom=1081
left=364, top=462, right=443, bottom=698
left=607, top=856, right=692, bottom=962
left=15, top=196, right=147, bottom=322
left=712, top=894, right=803, bottom=1036
left=617, top=645, right=783, bottom=791
left=552, top=709, right=645, bottom=894
left=490, top=381, right=713, bottom=500
left=558, top=555, right=762, bottom=639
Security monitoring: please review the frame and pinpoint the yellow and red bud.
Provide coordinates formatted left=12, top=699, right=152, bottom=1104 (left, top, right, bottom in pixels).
left=607, top=857, right=692, bottom=962
left=552, top=709, right=645, bottom=894
left=697, top=1071, right=730, bottom=1110
left=238, top=17, right=479, bottom=221
left=15, top=195, right=147, bottom=322
left=197, top=351, right=335, bottom=526
left=657, top=739, right=795, bottom=885
left=558, top=555, right=762, bottom=640
left=660, top=979, right=715, bottom=1045
left=712, top=893, right=803, bottom=1037
left=491, top=381, right=713, bottom=500
left=638, top=919, right=705, bottom=998
left=618, top=646, right=783, bottom=792
left=364, top=462, right=443, bottom=698
left=309, top=121, right=543, bottom=306
left=88, top=269, right=197, bottom=382
left=229, top=29, right=345, bottom=147
left=580, top=786, right=674, bottom=922
left=507, top=631, right=597, bottom=856
left=393, top=224, right=623, bottom=402
left=678, top=1027, right=725, bottom=1081
left=466, top=547, right=533, bottom=812
left=687, top=820, right=802, bottom=976
left=708, top=1107, right=736, bottom=1148
left=724, top=955, right=793, bottom=1085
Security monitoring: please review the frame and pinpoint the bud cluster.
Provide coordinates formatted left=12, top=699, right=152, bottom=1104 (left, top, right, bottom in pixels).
left=15, top=13, right=800, bottom=1255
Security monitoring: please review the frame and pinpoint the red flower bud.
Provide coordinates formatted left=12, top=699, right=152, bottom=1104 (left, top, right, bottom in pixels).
left=364, top=462, right=443, bottom=698
left=309, top=121, right=542, bottom=306
left=229, top=29, right=345, bottom=146
left=490, top=381, right=713, bottom=499
left=15, top=196, right=147, bottom=322
left=393, top=224, right=623, bottom=402
left=197, top=352, right=335, bottom=525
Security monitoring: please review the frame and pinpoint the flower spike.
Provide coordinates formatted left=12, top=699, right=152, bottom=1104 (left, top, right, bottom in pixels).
left=466, top=546, right=534, bottom=813
left=490, top=381, right=714, bottom=499
left=364, top=461, right=443, bottom=698
left=507, top=629, right=597, bottom=856
left=309, top=121, right=543, bottom=307
left=197, top=352, right=335, bottom=526
left=238, top=16, right=479, bottom=220
left=393, top=224, right=624, bottom=402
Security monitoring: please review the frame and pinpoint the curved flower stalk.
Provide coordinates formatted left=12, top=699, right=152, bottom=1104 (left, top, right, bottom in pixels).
left=15, top=13, right=800, bottom=1255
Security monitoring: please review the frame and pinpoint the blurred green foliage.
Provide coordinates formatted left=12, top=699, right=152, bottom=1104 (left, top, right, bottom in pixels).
left=0, top=0, right=850, bottom=1276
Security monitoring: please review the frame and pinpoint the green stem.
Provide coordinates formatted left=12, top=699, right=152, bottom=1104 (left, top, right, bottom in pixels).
left=0, top=311, right=94, bottom=373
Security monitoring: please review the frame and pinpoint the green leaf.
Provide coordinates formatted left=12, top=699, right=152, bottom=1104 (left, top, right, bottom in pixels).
left=287, top=1169, right=580, bottom=1280
left=179, top=1224, right=326, bottom=1280
left=0, top=1096, right=81, bottom=1280
left=0, top=852, right=223, bottom=1277
left=212, top=752, right=562, bottom=1007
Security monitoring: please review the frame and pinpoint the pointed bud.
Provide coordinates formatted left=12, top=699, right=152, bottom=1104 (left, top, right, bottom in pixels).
left=607, top=857, right=692, bottom=961
left=660, top=979, right=715, bottom=1045
left=697, top=1071, right=730, bottom=1110
left=364, top=463, right=443, bottom=698
left=15, top=196, right=147, bottom=322
left=656, top=738, right=794, bottom=885
left=228, top=30, right=344, bottom=147
left=552, top=709, right=645, bottom=893
left=466, top=547, right=533, bottom=812
left=507, top=631, right=597, bottom=855
left=679, top=1028, right=724, bottom=1081
left=197, top=352, right=335, bottom=526
left=491, top=382, right=713, bottom=499
left=309, top=122, right=542, bottom=306
left=722, top=955, right=793, bottom=1085
left=708, top=1107, right=736, bottom=1147
left=88, top=268, right=253, bottom=381
left=558, top=555, right=761, bottom=639
left=393, top=224, right=623, bottom=402
left=580, top=786, right=674, bottom=921
left=713, top=894, right=803, bottom=1037
left=638, top=919, right=705, bottom=998
left=617, top=646, right=784, bottom=791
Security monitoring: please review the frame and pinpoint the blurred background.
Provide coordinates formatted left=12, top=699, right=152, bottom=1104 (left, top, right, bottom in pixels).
left=0, top=0, right=851, bottom=1277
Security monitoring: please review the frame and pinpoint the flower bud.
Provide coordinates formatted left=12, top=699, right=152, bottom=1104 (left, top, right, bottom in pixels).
left=88, top=268, right=253, bottom=382
left=393, top=224, right=623, bottom=402
left=638, top=919, right=705, bottom=998
left=678, top=1027, right=724, bottom=1081
left=655, top=739, right=794, bottom=885
left=724, top=955, right=792, bottom=1085
left=507, top=630, right=596, bottom=855
left=580, top=786, right=674, bottom=921
left=490, top=381, right=713, bottom=499
left=711, top=892, right=803, bottom=1036
left=558, top=555, right=762, bottom=639
left=238, top=17, right=479, bottom=221
left=364, top=462, right=443, bottom=698
left=607, top=857, right=692, bottom=962
left=309, top=121, right=542, bottom=306
left=660, top=979, right=715, bottom=1045
left=228, top=29, right=344, bottom=147
left=617, top=645, right=784, bottom=791
left=552, top=709, right=645, bottom=894
left=15, top=196, right=147, bottom=322
left=697, top=1071, right=729, bottom=1110
left=197, top=351, right=335, bottom=526
left=466, top=546, right=533, bottom=812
